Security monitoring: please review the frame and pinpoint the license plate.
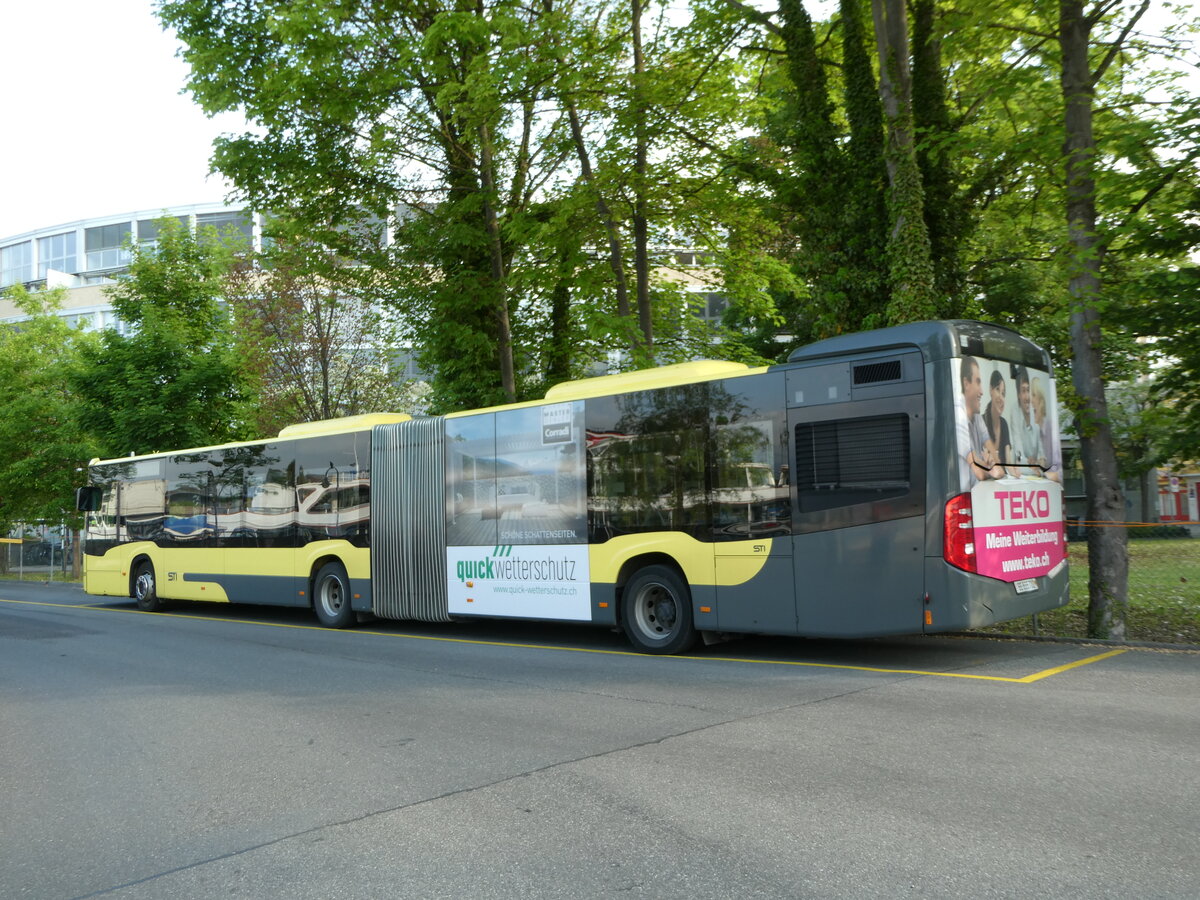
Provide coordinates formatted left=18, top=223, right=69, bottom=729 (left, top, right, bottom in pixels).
left=1014, top=578, right=1038, bottom=594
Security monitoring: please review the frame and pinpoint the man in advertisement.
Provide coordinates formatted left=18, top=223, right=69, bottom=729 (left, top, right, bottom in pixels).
left=957, top=355, right=1003, bottom=489
left=1010, top=366, right=1046, bottom=474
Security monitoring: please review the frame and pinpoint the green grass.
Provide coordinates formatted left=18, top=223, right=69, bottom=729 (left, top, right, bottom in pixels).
left=986, top=539, right=1200, bottom=644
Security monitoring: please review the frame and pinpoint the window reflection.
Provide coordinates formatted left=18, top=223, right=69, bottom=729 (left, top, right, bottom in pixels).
left=586, top=375, right=788, bottom=543
left=84, top=432, right=373, bottom=554
left=216, top=443, right=294, bottom=548
left=295, top=431, right=371, bottom=546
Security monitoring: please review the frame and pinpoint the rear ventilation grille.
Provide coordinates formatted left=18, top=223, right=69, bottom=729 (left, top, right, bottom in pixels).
left=853, top=360, right=902, bottom=385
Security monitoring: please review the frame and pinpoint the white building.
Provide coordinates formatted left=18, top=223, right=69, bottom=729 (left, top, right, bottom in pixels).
left=0, top=202, right=263, bottom=331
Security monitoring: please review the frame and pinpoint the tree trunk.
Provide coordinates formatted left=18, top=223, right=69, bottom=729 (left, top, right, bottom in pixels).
left=478, top=122, right=518, bottom=402
left=1059, top=0, right=1128, bottom=639
left=631, top=0, right=653, bottom=352
left=566, top=100, right=631, bottom=319
left=870, top=0, right=938, bottom=323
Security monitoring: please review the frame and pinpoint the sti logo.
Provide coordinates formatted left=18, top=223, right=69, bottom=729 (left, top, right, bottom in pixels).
left=993, top=489, right=1051, bottom=520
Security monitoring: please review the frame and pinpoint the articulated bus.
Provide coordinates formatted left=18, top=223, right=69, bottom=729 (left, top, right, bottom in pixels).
left=76, top=320, right=1069, bottom=653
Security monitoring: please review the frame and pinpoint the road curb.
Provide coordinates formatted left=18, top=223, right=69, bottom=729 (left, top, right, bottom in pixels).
left=950, top=630, right=1200, bottom=652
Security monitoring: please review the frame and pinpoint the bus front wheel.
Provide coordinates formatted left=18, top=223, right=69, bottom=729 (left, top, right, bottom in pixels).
left=133, top=561, right=163, bottom=612
left=622, top=565, right=697, bottom=655
left=313, top=562, right=355, bottom=628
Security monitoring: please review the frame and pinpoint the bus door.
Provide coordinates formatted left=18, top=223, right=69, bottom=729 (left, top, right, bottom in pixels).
left=222, top=442, right=302, bottom=607
left=161, top=453, right=226, bottom=601
left=786, top=360, right=927, bottom=637
left=710, top=372, right=797, bottom=635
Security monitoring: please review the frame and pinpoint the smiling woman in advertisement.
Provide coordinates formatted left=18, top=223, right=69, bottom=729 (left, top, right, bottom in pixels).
left=984, top=368, right=1014, bottom=469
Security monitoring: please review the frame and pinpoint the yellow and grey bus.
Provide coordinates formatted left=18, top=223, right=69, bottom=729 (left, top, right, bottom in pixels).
left=76, top=320, right=1069, bottom=653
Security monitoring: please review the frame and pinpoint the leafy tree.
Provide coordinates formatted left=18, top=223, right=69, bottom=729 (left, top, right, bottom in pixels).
left=225, top=236, right=419, bottom=436
left=160, top=0, right=590, bottom=410
left=949, top=0, right=1198, bottom=638
left=0, top=286, right=98, bottom=535
left=1120, top=262, right=1200, bottom=463
left=1106, top=379, right=1177, bottom=522
left=71, top=218, right=250, bottom=456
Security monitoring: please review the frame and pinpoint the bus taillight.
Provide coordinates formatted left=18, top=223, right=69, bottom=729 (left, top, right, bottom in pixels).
left=943, top=493, right=976, bottom=573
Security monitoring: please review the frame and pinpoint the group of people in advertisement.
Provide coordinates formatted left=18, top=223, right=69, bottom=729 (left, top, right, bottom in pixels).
left=956, top=356, right=1062, bottom=492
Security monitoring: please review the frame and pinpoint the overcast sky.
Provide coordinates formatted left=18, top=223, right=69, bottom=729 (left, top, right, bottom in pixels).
left=2, top=1, right=1192, bottom=241
left=0, top=0, right=246, bottom=238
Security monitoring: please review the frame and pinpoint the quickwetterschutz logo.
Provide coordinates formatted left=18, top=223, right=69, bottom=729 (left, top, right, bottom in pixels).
left=454, top=546, right=578, bottom=583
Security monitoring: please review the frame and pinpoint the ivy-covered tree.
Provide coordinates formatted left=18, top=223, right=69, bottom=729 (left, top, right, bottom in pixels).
left=870, top=0, right=939, bottom=323
left=909, top=0, right=971, bottom=313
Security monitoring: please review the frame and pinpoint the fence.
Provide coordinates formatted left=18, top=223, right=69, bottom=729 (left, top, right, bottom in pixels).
left=1, top=522, right=77, bottom=581
left=1035, top=522, right=1200, bottom=643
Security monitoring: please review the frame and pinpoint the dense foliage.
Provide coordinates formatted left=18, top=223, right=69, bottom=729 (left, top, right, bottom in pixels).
left=0, top=287, right=98, bottom=533
left=70, top=218, right=251, bottom=457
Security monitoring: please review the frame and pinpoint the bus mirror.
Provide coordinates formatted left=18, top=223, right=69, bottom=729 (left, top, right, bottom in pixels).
left=75, top=486, right=102, bottom=512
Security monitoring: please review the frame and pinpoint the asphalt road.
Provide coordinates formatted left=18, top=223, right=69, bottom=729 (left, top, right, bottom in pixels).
left=2, top=580, right=1197, bottom=899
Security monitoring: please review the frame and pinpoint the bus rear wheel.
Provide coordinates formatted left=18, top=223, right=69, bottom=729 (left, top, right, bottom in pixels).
left=133, top=561, right=163, bottom=612
left=313, top=562, right=355, bottom=628
left=622, top=565, right=697, bottom=655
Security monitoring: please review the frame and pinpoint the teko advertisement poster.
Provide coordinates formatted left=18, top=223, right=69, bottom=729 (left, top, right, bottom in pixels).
left=970, top=480, right=1066, bottom=582
left=950, top=355, right=1066, bottom=583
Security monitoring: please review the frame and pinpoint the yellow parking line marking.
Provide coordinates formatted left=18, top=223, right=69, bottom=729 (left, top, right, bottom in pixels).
left=1015, top=648, right=1128, bottom=683
left=1, top=597, right=1129, bottom=683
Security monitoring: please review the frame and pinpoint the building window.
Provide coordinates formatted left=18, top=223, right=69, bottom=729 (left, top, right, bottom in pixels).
left=37, top=232, right=77, bottom=278
left=196, top=211, right=254, bottom=245
left=1, top=241, right=33, bottom=287
left=137, top=216, right=191, bottom=247
left=691, top=291, right=728, bottom=323
left=99, top=309, right=128, bottom=334
left=390, top=349, right=429, bottom=381
left=84, top=223, right=131, bottom=271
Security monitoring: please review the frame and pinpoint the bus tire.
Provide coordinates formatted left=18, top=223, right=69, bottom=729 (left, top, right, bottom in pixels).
left=313, top=562, right=355, bottom=628
left=132, top=560, right=163, bottom=612
left=621, top=565, right=697, bottom=655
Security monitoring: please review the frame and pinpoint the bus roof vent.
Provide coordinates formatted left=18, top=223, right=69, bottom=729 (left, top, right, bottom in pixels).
left=853, top=359, right=902, bottom=385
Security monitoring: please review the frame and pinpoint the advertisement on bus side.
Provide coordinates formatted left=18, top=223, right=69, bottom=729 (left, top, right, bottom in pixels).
left=446, top=544, right=592, bottom=620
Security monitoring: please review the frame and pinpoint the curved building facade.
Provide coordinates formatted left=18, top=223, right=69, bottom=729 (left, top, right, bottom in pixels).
left=0, top=202, right=262, bottom=329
